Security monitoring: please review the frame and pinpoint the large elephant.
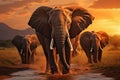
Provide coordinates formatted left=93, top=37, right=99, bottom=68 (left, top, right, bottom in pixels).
left=80, top=31, right=109, bottom=63
left=28, top=6, right=94, bottom=74
left=12, top=35, right=38, bottom=64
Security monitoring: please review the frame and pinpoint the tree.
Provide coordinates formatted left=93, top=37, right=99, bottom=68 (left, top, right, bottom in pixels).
left=109, top=35, right=120, bottom=49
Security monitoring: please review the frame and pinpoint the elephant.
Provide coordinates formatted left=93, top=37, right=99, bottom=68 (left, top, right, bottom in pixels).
left=12, top=35, right=38, bottom=64
left=80, top=31, right=109, bottom=63
left=28, top=6, right=94, bottom=74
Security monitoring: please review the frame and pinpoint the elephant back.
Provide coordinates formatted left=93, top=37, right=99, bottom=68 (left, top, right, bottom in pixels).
left=80, top=31, right=96, bottom=51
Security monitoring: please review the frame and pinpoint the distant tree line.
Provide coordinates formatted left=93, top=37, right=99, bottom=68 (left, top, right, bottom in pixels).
left=0, top=40, right=13, bottom=48
left=109, top=35, right=120, bottom=49
left=0, top=35, right=120, bottom=49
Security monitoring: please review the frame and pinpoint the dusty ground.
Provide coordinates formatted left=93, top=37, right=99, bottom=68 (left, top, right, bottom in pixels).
left=96, top=66, right=120, bottom=80
left=0, top=65, right=28, bottom=80
left=0, top=64, right=119, bottom=80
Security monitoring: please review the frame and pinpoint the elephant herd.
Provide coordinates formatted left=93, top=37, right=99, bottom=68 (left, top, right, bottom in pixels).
left=12, top=6, right=109, bottom=75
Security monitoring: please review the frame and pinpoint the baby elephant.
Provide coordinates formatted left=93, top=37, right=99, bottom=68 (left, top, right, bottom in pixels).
left=12, top=35, right=39, bottom=64
left=80, top=31, right=109, bottom=63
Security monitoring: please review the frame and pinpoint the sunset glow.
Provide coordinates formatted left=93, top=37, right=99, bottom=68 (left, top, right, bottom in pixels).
left=0, top=0, right=120, bottom=35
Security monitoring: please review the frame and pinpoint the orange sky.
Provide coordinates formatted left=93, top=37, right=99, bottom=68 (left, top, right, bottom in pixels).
left=0, top=0, right=120, bottom=35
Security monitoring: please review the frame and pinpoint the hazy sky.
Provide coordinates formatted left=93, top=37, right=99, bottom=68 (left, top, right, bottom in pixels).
left=0, top=0, right=120, bottom=35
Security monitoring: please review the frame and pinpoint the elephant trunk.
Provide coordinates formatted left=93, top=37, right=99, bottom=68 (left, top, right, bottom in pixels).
left=51, top=26, right=70, bottom=71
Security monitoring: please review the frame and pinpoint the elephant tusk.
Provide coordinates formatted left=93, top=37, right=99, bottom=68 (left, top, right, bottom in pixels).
left=28, top=47, right=32, bottom=55
left=67, top=37, right=73, bottom=51
left=50, top=38, right=54, bottom=50
left=20, top=49, right=23, bottom=55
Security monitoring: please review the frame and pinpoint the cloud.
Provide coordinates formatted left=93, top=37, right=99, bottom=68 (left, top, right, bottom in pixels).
left=44, top=0, right=96, bottom=8
left=0, top=0, right=97, bottom=14
left=86, top=8, right=120, bottom=35
left=0, top=0, right=47, bottom=14
left=90, top=0, right=120, bottom=8
left=0, top=0, right=97, bottom=30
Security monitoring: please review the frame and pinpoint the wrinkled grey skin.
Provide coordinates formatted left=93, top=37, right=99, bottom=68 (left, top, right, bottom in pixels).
left=28, top=6, right=94, bottom=74
left=80, top=31, right=109, bottom=63
left=12, top=35, right=37, bottom=64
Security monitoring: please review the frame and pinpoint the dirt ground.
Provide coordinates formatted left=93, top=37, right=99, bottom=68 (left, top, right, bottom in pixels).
left=97, top=66, right=120, bottom=80
left=0, top=64, right=119, bottom=80
left=0, top=65, right=28, bottom=80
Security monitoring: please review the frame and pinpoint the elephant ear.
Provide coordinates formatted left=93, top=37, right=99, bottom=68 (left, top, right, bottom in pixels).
left=66, top=6, right=94, bottom=38
left=96, top=31, right=109, bottom=46
left=28, top=6, right=53, bottom=39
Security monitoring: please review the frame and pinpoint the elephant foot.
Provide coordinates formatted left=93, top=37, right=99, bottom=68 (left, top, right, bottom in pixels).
left=45, top=70, right=50, bottom=74
left=94, top=61, right=98, bottom=63
left=51, top=71, right=62, bottom=75
left=62, top=68, right=70, bottom=74
left=98, top=60, right=101, bottom=63
left=52, top=71, right=62, bottom=75
left=93, top=60, right=98, bottom=63
left=88, top=61, right=92, bottom=64
left=50, top=69, right=59, bottom=74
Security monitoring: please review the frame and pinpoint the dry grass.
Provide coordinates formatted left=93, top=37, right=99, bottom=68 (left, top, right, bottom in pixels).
left=91, top=45, right=120, bottom=80
left=0, top=45, right=120, bottom=67
left=0, top=46, right=45, bottom=68
left=71, top=45, right=120, bottom=80
left=0, top=47, right=21, bottom=66
left=72, top=45, right=120, bottom=67
left=0, top=45, right=120, bottom=80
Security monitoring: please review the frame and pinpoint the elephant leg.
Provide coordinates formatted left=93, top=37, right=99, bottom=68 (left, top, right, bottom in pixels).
left=24, top=53, right=27, bottom=64
left=98, top=48, right=102, bottom=62
left=56, top=45, right=70, bottom=74
left=36, top=32, right=58, bottom=74
left=22, top=51, right=26, bottom=64
left=25, top=52, right=27, bottom=64
left=87, top=53, right=92, bottom=63
left=49, top=50, right=59, bottom=74
left=31, top=53, right=34, bottom=64
left=61, top=42, right=71, bottom=74
left=55, top=53, right=62, bottom=73
left=36, top=32, right=50, bottom=73
left=92, top=49, right=98, bottom=63
left=21, top=53, right=25, bottom=64
left=31, top=50, right=36, bottom=64
left=92, top=45, right=98, bottom=63
left=84, top=50, right=92, bottom=63
left=44, top=39, right=58, bottom=74
left=28, top=50, right=31, bottom=64
left=25, top=49, right=29, bottom=64
left=65, top=42, right=71, bottom=65
left=93, top=53, right=97, bottom=63
left=28, top=47, right=33, bottom=64
left=18, top=49, right=24, bottom=64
